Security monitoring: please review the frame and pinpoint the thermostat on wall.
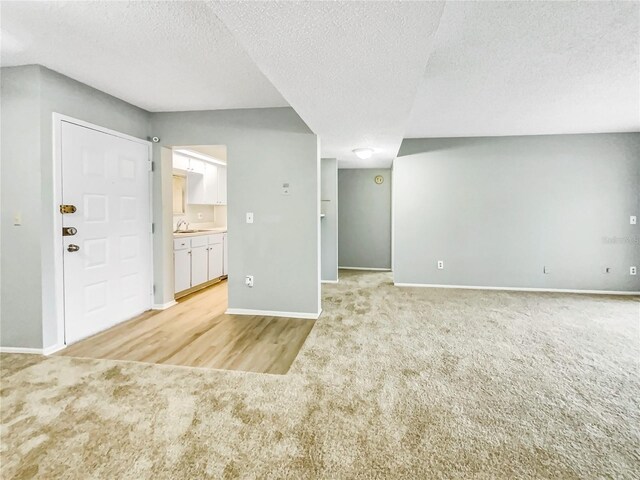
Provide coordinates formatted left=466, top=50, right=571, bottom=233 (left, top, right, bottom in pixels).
left=374, top=175, right=384, bottom=184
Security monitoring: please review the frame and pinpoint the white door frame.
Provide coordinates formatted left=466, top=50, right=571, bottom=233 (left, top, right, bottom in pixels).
left=51, top=113, right=153, bottom=349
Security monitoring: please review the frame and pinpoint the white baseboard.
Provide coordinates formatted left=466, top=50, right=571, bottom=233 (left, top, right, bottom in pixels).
left=1, top=344, right=67, bottom=355
left=226, top=308, right=321, bottom=319
left=321, top=279, right=339, bottom=284
left=339, top=266, right=391, bottom=271
left=394, top=283, right=640, bottom=296
left=0, top=347, right=43, bottom=354
left=152, top=300, right=178, bottom=310
left=43, top=344, right=66, bottom=355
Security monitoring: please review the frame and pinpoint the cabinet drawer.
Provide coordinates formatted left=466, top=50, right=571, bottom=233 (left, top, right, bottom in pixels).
left=208, top=233, right=223, bottom=245
left=190, top=235, right=208, bottom=248
left=173, top=238, right=189, bottom=250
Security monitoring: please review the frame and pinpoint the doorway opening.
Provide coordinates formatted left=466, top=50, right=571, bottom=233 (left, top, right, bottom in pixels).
left=171, top=145, right=228, bottom=304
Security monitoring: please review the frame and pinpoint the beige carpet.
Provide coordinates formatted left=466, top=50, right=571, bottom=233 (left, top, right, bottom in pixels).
left=2, top=271, right=639, bottom=479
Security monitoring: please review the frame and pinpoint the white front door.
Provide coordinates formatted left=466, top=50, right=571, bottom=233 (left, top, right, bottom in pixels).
left=61, top=121, right=152, bottom=344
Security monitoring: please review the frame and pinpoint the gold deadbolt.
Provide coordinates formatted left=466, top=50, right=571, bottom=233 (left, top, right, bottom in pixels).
left=62, top=227, right=77, bottom=236
left=60, top=204, right=77, bottom=214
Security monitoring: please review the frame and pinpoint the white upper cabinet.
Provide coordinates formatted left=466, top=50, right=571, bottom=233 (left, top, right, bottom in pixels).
left=173, top=153, right=190, bottom=172
left=173, top=154, right=204, bottom=175
left=216, top=166, right=227, bottom=205
left=173, top=151, right=226, bottom=206
left=189, top=158, right=205, bottom=174
left=187, top=172, right=205, bottom=204
left=203, top=163, right=219, bottom=205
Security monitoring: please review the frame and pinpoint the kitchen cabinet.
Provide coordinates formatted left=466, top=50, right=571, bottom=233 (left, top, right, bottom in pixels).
left=203, top=163, right=219, bottom=205
left=187, top=172, right=205, bottom=204
left=173, top=154, right=190, bottom=172
left=223, top=233, right=228, bottom=276
left=174, top=233, right=227, bottom=295
left=174, top=154, right=204, bottom=174
left=190, top=236, right=209, bottom=286
left=174, top=242, right=191, bottom=294
left=216, top=166, right=227, bottom=205
left=207, top=234, right=224, bottom=280
left=186, top=163, right=226, bottom=206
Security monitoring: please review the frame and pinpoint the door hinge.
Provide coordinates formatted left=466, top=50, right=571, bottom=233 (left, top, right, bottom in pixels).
left=150, top=161, right=154, bottom=172
left=151, top=223, right=155, bottom=233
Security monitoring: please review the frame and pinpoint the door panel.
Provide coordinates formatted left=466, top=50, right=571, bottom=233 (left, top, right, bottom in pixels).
left=208, top=243, right=224, bottom=280
left=223, top=233, right=228, bottom=276
left=217, top=166, right=227, bottom=204
left=191, top=246, right=208, bottom=287
left=174, top=249, right=191, bottom=293
left=203, top=163, right=218, bottom=205
left=61, top=121, right=151, bottom=344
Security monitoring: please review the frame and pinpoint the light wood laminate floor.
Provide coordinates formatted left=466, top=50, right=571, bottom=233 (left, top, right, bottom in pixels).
left=58, top=281, right=315, bottom=374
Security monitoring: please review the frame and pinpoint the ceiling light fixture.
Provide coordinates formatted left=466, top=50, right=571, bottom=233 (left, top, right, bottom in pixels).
left=353, top=148, right=374, bottom=160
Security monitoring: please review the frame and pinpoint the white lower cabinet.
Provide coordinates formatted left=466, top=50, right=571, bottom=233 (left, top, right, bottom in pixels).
left=223, top=233, right=228, bottom=276
left=208, top=244, right=224, bottom=280
left=191, top=245, right=209, bottom=286
left=174, top=249, right=191, bottom=293
left=174, top=233, right=226, bottom=295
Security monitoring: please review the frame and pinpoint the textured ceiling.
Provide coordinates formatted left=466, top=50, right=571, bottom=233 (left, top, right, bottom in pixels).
left=210, top=1, right=445, bottom=168
left=0, top=1, right=287, bottom=111
left=405, top=1, right=640, bottom=138
left=2, top=1, right=637, bottom=167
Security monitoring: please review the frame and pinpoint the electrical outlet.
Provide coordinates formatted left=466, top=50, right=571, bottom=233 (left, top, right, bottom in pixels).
left=282, top=183, right=291, bottom=195
left=631, top=266, right=637, bottom=276
left=245, top=275, right=254, bottom=287
left=246, top=212, right=254, bottom=224
left=631, top=216, right=637, bottom=225
left=437, top=260, right=444, bottom=270
left=197, top=212, right=203, bottom=220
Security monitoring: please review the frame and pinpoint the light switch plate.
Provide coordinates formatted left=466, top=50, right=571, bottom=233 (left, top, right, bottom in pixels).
left=631, top=216, right=637, bottom=225
left=544, top=266, right=551, bottom=274
left=246, top=212, right=253, bottom=224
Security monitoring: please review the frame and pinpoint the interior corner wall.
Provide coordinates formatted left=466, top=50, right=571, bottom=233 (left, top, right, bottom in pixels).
left=1, top=65, right=151, bottom=349
left=321, top=158, right=338, bottom=281
left=338, top=168, right=392, bottom=270
left=150, top=108, right=321, bottom=316
left=394, top=134, right=640, bottom=292
left=1, top=66, right=43, bottom=348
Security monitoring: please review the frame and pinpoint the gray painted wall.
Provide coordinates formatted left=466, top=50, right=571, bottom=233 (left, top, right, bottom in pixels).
left=1, top=66, right=43, bottom=348
left=338, top=169, right=392, bottom=269
left=150, top=109, right=320, bottom=315
left=1, top=66, right=321, bottom=349
left=1, top=65, right=150, bottom=349
left=321, top=158, right=338, bottom=281
left=395, top=134, right=640, bottom=291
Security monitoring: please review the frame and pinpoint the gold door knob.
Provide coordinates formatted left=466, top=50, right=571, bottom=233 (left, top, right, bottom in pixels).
left=67, top=244, right=80, bottom=252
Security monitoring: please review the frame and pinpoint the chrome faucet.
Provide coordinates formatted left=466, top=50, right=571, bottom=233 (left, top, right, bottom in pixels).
left=175, top=219, right=189, bottom=232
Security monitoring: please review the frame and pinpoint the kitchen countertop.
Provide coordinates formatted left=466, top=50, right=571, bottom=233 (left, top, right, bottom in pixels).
left=173, top=228, right=227, bottom=238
